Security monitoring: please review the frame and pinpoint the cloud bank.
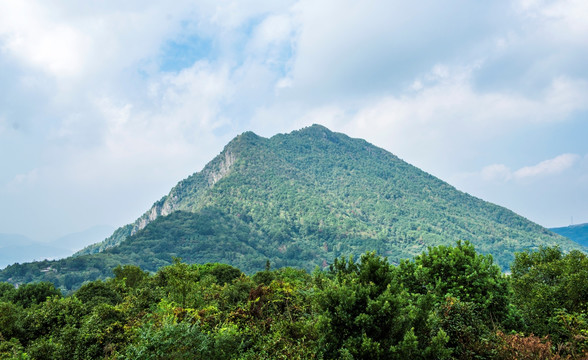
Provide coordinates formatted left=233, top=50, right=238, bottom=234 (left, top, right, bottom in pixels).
left=1, top=0, right=587, bottom=238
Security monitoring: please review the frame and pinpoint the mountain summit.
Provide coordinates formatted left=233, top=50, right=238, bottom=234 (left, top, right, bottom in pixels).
left=1, top=125, right=581, bottom=289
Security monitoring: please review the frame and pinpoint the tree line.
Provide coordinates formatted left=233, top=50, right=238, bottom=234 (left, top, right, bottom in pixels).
left=1, top=242, right=587, bottom=359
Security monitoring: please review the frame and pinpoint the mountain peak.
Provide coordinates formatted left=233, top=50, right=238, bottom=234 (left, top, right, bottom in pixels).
left=301, top=123, right=331, bottom=132
left=295, top=124, right=334, bottom=137
left=280, top=124, right=349, bottom=148
left=43, top=125, right=583, bottom=291
left=224, top=130, right=264, bottom=152
left=234, top=130, right=262, bottom=142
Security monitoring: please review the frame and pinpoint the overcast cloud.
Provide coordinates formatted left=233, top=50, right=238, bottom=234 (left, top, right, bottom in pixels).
left=1, top=0, right=587, bottom=243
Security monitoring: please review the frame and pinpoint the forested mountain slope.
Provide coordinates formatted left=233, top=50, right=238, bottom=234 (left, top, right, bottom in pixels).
left=0, top=125, right=580, bottom=290
left=551, top=223, right=588, bottom=247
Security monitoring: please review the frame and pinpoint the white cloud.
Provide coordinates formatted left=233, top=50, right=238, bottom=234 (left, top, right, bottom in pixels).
left=52, top=60, right=234, bottom=186
left=307, top=65, right=588, bottom=173
left=1, top=0, right=587, bottom=237
left=0, top=2, right=88, bottom=78
left=475, top=154, right=580, bottom=184
left=514, top=153, right=580, bottom=179
left=245, top=53, right=588, bottom=181
left=481, top=164, right=513, bottom=182
left=249, top=14, right=294, bottom=53
left=516, top=0, right=588, bottom=43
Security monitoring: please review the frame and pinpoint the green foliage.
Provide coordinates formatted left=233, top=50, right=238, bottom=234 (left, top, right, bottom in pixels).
left=251, top=270, right=276, bottom=285
left=0, top=337, right=27, bottom=359
left=0, top=283, right=15, bottom=301
left=122, top=304, right=244, bottom=360
left=317, top=252, right=451, bottom=359
left=113, top=264, right=149, bottom=289
left=2, top=243, right=588, bottom=359
left=9, top=282, right=61, bottom=308
left=511, top=246, right=588, bottom=355
left=75, top=303, right=128, bottom=359
left=397, top=241, right=509, bottom=321
left=436, top=297, right=494, bottom=359
left=0, top=301, right=24, bottom=341
left=3, top=125, right=579, bottom=290
left=75, top=280, right=122, bottom=307
left=198, top=263, right=243, bottom=285
left=22, top=296, right=86, bottom=345
left=153, top=259, right=199, bottom=308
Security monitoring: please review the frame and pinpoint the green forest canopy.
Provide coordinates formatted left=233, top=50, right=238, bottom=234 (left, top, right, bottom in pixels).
left=1, top=242, right=588, bottom=359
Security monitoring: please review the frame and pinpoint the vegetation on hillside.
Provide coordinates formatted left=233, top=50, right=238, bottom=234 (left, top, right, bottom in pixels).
left=551, top=223, right=588, bottom=247
left=1, top=243, right=587, bottom=359
left=3, top=125, right=578, bottom=290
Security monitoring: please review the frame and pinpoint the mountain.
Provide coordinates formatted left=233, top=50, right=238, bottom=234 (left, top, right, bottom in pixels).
left=0, top=226, right=115, bottom=270
left=0, top=233, right=34, bottom=249
left=551, top=223, right=588, bottom=247
left=0, top=125, right=581, bottom=290
left=0, top=233, right=67, bottom=269
left=50, top=225, right=115, bottom=253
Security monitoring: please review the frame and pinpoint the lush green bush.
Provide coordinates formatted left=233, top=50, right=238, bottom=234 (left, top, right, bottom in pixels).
left=0, top=244, right=587, bottom=359
left=396, top=241, right=509, bottom=321
left=511, top=247, right=588, bottom=355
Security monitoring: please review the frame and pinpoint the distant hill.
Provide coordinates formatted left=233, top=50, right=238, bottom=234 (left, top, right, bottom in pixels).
left=0, top=226, right=114, bottom=270
left=551, top=223, right=588, bottom=247
left=50, top=225, right=115, bottom=253
left=0, top=233, right=66, bottom=269
left=0, top=125, right=581, bottom=290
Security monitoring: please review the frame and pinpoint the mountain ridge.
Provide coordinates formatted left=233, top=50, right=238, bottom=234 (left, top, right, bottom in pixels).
left=551, top=222, right=588, bottom=247
left=0, top=226, right=114, bottom=269
left=1, top=124, right=581, bottom=290
left=73, top=124, right=583, bottom=266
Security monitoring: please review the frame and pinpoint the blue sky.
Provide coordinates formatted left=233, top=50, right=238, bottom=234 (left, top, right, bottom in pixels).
left=0, top=0, right=587, bottom=243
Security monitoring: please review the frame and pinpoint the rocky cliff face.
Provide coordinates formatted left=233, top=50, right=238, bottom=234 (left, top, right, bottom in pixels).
left=131, top=145, right=237, bottom=235
left=207, top=150, right=236, bottom=186
left=132, top=195, right=178, bottom=236
left=76, top=133, right=245, bottom=255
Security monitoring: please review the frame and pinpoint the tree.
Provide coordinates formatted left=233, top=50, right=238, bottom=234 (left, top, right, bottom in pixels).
left=317, top=252, right=450, bottom=359
left=197, top=263, right=242, bottom=285
left=0, top=282, right=15, bottom=301
left=396, top=241, right=509, bottom=321
left=153, top=258, right=198, bottom=308
left=0, top=301, right=24, bottom=341
left=10, top=282, right=61, bottom=308
left=511, top=246, right=588, bottom=355
left=113, top=265, right=148, bottom=289
left=75, top=280, right=122, bottom=307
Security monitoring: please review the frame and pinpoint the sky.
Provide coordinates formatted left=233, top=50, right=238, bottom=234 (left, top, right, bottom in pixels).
left=1, top=0, right=587, bottom=243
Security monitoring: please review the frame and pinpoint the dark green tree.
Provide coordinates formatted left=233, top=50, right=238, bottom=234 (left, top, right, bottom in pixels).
left=511, top=246, right=588, bottom=355
left=10, top=282, right=61, bottom=308
left=75, top=280, right=122, bottom=307
left=396, top=241, right=509, bottom=321
left=113, top=265, right=149, bottom=289
left=317, top=252, right=450, bottom=359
